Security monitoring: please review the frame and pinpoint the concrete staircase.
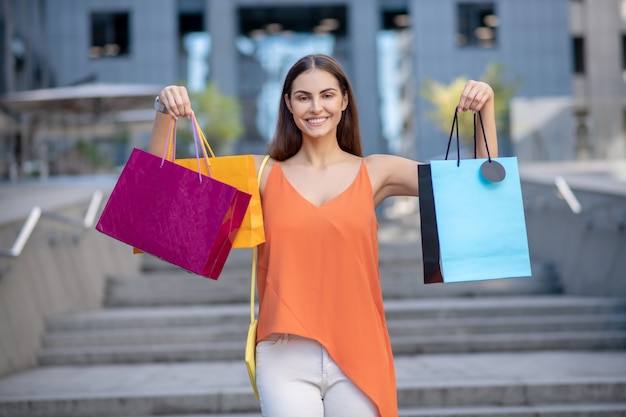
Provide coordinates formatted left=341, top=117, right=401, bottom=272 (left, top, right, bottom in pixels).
left=37, top=294, right=626, bottom=366
left=1, top=215, right=626, bottom=416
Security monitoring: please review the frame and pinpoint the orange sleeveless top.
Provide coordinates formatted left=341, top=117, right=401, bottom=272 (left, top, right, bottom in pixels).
left=257, top=160, right=397, bottom=417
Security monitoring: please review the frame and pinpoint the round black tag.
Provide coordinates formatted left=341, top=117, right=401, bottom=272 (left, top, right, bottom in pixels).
left=481, top=160, right=506, bottom=182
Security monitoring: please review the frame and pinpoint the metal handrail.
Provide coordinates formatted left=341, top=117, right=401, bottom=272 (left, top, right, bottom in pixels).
left=0, top=191, right=104, bottom=258
left=0, top=207, right=42, bottom=257
left=554, top=176, right=582, bottom=214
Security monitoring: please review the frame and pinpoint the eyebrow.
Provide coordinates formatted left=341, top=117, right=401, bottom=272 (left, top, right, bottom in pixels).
left=293, top=87, right=339, bottom=95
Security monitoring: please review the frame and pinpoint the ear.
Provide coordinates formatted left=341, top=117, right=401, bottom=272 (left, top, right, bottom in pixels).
left=284, top=93, right=293, bottom=113
left=341, top=93, right=348, bottom=111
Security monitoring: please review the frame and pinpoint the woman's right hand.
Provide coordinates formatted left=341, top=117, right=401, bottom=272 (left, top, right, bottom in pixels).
left=148, top=85, right=192, bottom=155
left=158, top=85, right=193, bottom=120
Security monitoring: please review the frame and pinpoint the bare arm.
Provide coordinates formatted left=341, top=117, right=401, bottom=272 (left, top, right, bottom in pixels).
left=366, top=154, right=420, bottom=205
left=368, top=80, right=498, bottom=204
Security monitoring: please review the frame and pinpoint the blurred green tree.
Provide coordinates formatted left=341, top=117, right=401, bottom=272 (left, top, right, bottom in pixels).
left=176, top=82, right=244, bottom=156
left=421, top=62, right=520, bottom=151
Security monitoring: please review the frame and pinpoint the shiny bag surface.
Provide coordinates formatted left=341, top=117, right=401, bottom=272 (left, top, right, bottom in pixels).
left=96, top=131, right=251, bottom=279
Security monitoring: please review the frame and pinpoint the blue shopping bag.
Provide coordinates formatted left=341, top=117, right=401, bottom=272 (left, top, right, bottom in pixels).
left=418, top=111, right=531, bottom=283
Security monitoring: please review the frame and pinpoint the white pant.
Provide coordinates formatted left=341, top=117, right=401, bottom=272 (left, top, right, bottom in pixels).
left=256, top=334, right=379, bottom=417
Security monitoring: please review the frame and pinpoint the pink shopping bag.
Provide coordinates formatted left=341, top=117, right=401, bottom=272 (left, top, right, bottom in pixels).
left=96, top=148, right=251, bottom=279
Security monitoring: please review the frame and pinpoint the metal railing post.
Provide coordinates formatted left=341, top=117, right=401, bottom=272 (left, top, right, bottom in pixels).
left=0, top=207, right=42, bottom=258
left=0, top=191, right=104, bottom=259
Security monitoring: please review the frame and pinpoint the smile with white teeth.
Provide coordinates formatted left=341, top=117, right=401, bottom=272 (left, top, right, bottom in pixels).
left=307, top=117, right=328, bottom=125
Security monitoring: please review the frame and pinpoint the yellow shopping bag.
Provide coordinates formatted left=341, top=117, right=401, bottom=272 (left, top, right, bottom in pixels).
left=134, top=114, right=264, bottom=251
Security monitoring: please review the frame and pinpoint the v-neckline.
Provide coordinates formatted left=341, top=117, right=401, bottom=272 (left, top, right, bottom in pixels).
left=277, top=161, right=363, bottom=208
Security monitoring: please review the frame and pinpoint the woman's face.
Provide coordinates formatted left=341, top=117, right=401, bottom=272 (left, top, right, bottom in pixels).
left=285, top=69, right=348, bottom=142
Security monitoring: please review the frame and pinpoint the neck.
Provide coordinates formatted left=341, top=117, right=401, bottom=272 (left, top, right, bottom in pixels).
left=294, top=136, right=344, bottom=167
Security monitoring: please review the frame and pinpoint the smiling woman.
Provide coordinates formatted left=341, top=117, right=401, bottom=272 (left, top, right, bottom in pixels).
left=148, top=53, right=498, bottom=417
left=269, top=55, right=356, bottom=161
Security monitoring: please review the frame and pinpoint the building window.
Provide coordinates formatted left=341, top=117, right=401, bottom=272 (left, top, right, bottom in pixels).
left=90, top=12, right=130, bottom=58
left=382, top=10, right=411, bottom=31
left=457, top=3, right=498, bottom=48
left=573, top=36, right=585, bottom=75
left=179, top=13, right=203, bottom=40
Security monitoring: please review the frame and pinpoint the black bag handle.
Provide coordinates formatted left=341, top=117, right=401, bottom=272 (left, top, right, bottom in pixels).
left=444, top=110, right=461, bottom=166
left=444, top=109, right=505, bottom=182
left=444, top=110, right=492, bottom=164
left=473, top=111, right=492, bottom=162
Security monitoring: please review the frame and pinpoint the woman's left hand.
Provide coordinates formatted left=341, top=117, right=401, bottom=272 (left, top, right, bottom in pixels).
left=457, top=80, right=494, bottom=113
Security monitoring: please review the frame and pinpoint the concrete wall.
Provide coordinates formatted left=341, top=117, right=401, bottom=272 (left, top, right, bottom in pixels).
left=44, top=0, right=179, bottom=86
left=571, top=0, right=626, bottom=160
left=0, top=200, right=140, bottom=377
left=520, top=161, right=626, bottom=297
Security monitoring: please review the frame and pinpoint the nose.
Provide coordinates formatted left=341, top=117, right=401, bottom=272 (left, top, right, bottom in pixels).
left=310, top=98, right=322, bottom=113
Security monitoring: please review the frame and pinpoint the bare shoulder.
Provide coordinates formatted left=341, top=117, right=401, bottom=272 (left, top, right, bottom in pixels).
left=253, top=154, right=269, bottom=168
left=253, top=154, right=278, bottom=171
left=253, top=154, right=276, bottom=192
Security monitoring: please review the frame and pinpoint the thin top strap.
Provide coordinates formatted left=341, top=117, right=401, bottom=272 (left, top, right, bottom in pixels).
left=250, top=155, right=271, bottom=323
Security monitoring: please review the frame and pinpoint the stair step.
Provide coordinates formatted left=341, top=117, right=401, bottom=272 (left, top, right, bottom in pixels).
left=115, top=404, right=626, bottom=417
left=41, top=315, right=626, bottom=348
left=398, top=403, right=626, bottom=417
left=44, top=297, right=626, bottom=332
left=39, top=330, right=626, bottom=366
left=45, top=304, right=251, bottom=332
left=39, top=296, right=626, bottom=365
left=105, top=271, right=252, bottom=307
left=390, top=314, right=626, bottom=335
left=3, top=350, right=625, bottom=416
left=109, top=260, right=557, bottom=307
left=391, top=330, right=626, bottom=354
left=38, top=341, right=245, bottom=365
left=129, top=415, right=261, bottom=417
left=382, top=297, right=626, bottom=320
left=42, top=323, right=250, bottom=348
left=1, top=373, right=624, bottom=416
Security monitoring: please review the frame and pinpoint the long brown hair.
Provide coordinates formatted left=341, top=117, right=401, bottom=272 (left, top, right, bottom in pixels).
left=267, top=54, right=363, bottom=160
